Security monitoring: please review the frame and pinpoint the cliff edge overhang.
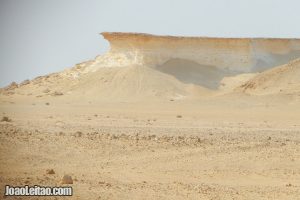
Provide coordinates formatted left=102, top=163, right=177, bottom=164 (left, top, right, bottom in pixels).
left=92, top=32, right=300, bottom=73
left=101, top=32, right=300, bottom=41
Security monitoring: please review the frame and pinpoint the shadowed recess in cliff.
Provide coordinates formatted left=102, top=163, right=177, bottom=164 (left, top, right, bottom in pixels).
left=157, top=58, right=233, bottom=90
left=253, top=50, right=300, bottom=72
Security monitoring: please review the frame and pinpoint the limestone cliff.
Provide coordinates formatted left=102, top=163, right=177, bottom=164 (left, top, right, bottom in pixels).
left=84, top=32, right=300, bottom=73
left=2, top=32, right=300, bottom=100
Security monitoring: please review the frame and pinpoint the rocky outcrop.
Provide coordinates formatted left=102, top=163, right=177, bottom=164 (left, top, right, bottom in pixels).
left=2, top=32, right=300, bottom=100
left=84, top=32, right=300, bottom=73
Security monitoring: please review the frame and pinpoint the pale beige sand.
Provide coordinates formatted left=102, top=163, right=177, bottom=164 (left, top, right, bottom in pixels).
left=0, top=96, right=300, bottom=199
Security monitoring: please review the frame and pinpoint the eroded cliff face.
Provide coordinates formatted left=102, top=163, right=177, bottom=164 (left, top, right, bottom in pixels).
left=2, top=32, right=300, bottom=100
left=85, top=32, right=300, bottom=73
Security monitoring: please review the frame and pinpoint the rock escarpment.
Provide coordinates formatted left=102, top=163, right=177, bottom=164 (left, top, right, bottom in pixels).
left=1, top=32, right=300, bottom=101
left=85, top=32, right=300, bottom=74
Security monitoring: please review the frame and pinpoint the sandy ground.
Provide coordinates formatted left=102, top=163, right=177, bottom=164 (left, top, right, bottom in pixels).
left=1, top=97, right=300, bottom=200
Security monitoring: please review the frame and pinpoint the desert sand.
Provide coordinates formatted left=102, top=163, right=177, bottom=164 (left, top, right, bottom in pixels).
left=0, top=32, right=300, bottom=199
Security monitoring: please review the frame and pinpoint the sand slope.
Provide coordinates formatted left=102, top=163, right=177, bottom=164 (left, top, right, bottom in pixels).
left=237, top=59, right=300, bottom=95
left=2, top=57, right=300, bottom=102
left=1, top=65, right=214, bottom=102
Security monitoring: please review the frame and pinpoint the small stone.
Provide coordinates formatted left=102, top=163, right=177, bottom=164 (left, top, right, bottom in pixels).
left=1, top=116, right=12, bottom=122
left=52, top=91, right=63, bottom=96
left=61, top=175, right=73, bottom=184
left=46, top=169, right=55, bottom=174
left=74, top=131, right=82, bottom=137
left=268, top=136, right=271, bottom=140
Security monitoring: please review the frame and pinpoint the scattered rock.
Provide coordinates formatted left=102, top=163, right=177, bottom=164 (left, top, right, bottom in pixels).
left=4, top=82, right=18, bottom=90
left=52, top=91, right=63, bottom=96
left=46, top=169, right=55, bottom=174
left=20, top=79, right=30, bottom=86
left=61, top=175, right=73, bottom=184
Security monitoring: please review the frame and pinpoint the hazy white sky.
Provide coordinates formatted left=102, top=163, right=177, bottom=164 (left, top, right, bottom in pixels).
left=1, top=0, right=300, bottom=86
